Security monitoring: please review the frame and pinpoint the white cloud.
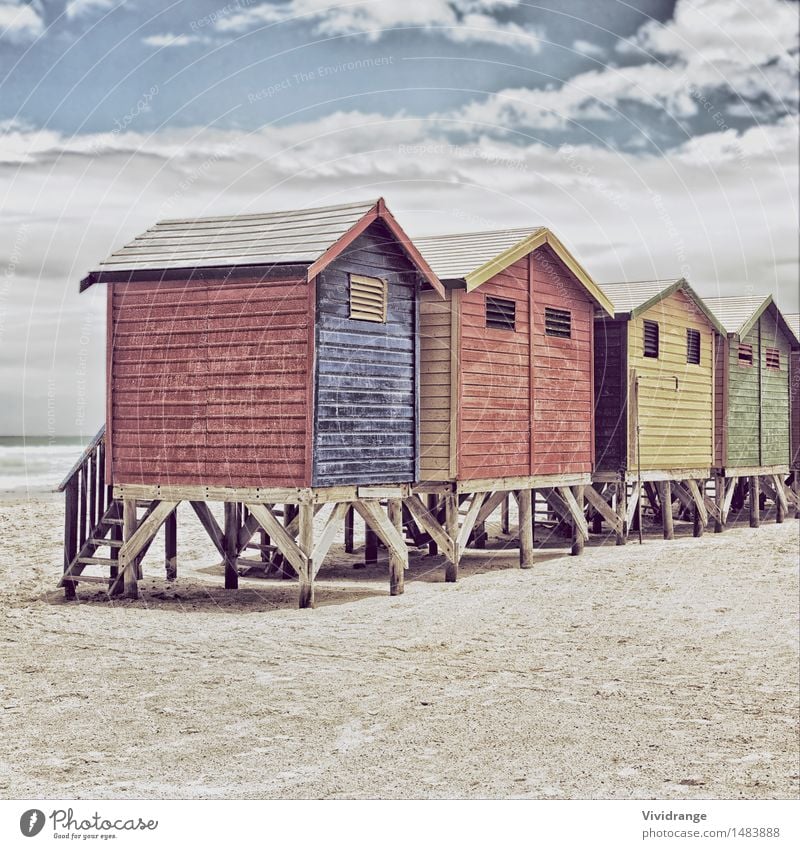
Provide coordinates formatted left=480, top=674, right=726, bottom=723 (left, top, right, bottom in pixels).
left=217, top=0, right=542, bottom=51
left=573, top=39, right=605, bottom=59
left=65, top=0, right=116, bottom=19
left=142, top=32, right=212, bottom=48
left=0, top=1, right=44, bottom=42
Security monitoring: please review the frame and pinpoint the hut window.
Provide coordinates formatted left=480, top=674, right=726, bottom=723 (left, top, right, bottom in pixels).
left=545, top=307, right=572, bottom=338
left=765, top=347, right=781, bottom=370
left=349, top=274, right=387, bottom=323
left=738, top=343, right=753, bottom=366
left=686, top=329, right=701, bottom=364
left=485, top=296, right=516, bottom=331
left=643, top=320, right=659, bottom=358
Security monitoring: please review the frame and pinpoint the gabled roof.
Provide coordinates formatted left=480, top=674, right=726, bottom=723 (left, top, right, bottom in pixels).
left=413, top=226, right=614, bottom=316
left=783, top=312, right=800, bottom=346
left=599, top=277, right=725, bottom=335
left=704, top=295, right=798, bottom=349
left=80, top=198, right=444, bottom=296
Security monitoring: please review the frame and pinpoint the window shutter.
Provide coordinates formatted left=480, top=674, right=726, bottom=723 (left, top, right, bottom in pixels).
left=686, top=328, right=701, bottom=364
left=485, top=296, right=516, bottom=331
left=738, top=343, right=753, bottom=366
left=544, top=307, right=572, bottom=338
left=349, top=274, right=387, bottom=323
left=643, top=320, right=659, bottom=358
left=765, top=347, right=781, bottom=370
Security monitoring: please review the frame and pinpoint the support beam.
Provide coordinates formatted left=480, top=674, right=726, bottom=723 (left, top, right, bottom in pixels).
left=164, top=508, right=177, bottom=580
left=310, top=502, right=349, bottom=577
left=614, top=480, right=627, bottom=545
left=189, top=501, right=226, bottom=558
left=518, top=489, right=534, bottom=569
left=626, top=483, right=640, bottom=530
left=245, top=503, right=307, bottom=577
left=353, top=500, right=409, bottom=569
left=657, top=480, right=674, bottom=540
left=684, top=480, right=708, bottom=526
left=749, top=476, right=760, bottom=528
left=570, top=485, right=585, bottom=556
left=474, top=489, right=511, bottom=530
left=772, top=474, right=788, bottom=523
left=223, top=502, right=239, bottom=590
left=501, top=494, right=510, bottom=534
left=721, top=476, right=736, bottom=523
left=713, top=474, right=725, bottom=533
left=297, top=503, right=314, bottom=609
left=63, top=475, right=79, bottom=600
left=387, top=498, right=404, bottom=596
left=426, top=494, right=439, bottom=556
left=122, top=498, right=138, bottom=599
left=403, top=495, right=454, bottom=563
left=557, top=486, right=589, bottom=542
left=365, top=526, right=378, bottom=565
left=344, top=506, right=354, bottom=553
left=444, top=494, right=459, bottom=582
left=455, top=492, right=487, bottom=560
left=584, top=485, right=622, bottom=536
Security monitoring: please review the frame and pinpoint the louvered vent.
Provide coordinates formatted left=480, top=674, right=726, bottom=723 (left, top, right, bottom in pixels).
left=545, top=307, right=571, bottom=338
left=643, top=320, right=659, bottom=358
left=485, top=296, right=516, bottom=331
left=686, top=328, right=701, bottom=364
left=765, top=347, right=780, bottom=369
left=349, top=274, right=387, bottom=323
left=738, top=343, right=753, bottom=365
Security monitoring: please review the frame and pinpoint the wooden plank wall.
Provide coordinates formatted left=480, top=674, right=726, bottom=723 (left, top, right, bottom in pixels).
left=713, top=334, right=727, bottom=466
left=726, top=322, right=761, bottom=467
left=593, top=317, right=628, bottom=472
left=312, top=220, right=419, bottom=486
left=418, top=289, right=453, bottom=481
left=530, top=245, right=594, bottom=476
left=759, top=310, right=791, bottom=466
left=627, top=289, right=714, bottom=471
left=458, top=256, right=531, bottom=479
left=110, top=275, right=310, bottom=487
left=791, top=348, right=800, bottom=470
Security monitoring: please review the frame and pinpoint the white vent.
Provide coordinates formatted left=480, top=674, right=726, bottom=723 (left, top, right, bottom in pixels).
left=349, top=274, right=387, bottom=323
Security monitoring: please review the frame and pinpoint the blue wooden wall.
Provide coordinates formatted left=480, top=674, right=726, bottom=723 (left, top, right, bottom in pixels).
left=312, top=220, right=420, bottom=486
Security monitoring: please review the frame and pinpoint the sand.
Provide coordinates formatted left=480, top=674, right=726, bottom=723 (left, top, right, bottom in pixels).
left=0, top=492, right=798, bottom=800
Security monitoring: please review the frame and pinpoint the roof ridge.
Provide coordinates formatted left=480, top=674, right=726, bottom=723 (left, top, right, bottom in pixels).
left=156, top=198, right=379, bottom=226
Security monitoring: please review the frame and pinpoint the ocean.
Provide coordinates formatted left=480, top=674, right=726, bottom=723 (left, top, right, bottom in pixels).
left=0, top=436, right=89, bottom=493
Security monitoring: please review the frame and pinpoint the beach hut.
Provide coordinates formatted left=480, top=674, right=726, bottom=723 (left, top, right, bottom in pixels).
left=592, top=278, right=724, bottom=541
left=787, top=314, right=800, bottom=478
left=402, top=227, right=614, bottom=579
left=59, top=198, right=444, bottom=607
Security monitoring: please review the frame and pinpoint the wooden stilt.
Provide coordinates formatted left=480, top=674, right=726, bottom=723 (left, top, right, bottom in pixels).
left=260, top=528, right=269, bottom=565
left=164, top=508, right=177, bottom=580
left=692, top=485, right=704, bottom=537
left=570, top=485, right=585, bottom=556
left=63, top=476, right=79, bottom=600
left=297, top=503, right=314, bottom=609
left=518, top=488, right=534, bottom=569
left=501, top=494, right=510, bottom=534
left=615, top=480, right=626, bottom=545
left=109, top=503, right=123, bottom=596
left=223, top=502, right=239, bottom=589
left=713, top=474, right=724, bottom=533
left=444, top=494, right=458, bottom=582
left=387, top=498, right=404, bottom=596
left=794, top=471, right=800, bottom=520
left=427, top=494, right=439, bottom=556
left=122, top=498, right=138, bottom=599
left=365, top=525, right=378, bottom=565
left=749, top=476, right=760, bottom=528
left=658, top=480, right=674, bottom=540
left=473, top=520, right=487, bottom=548
left=344, top=506, right=354, bottom=553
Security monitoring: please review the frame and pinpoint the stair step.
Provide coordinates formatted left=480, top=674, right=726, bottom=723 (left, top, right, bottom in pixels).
left=90, top=538, right=122, bottom=548
left=104, top=518, right=124, bottom=525
left=62, top=575, right=110, bottom=585
left=245, top=542, right=278, bottom=552
left=78, top=557, right=117, bottom=566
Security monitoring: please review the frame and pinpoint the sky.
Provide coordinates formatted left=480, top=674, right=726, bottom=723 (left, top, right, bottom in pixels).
left=0, top=0, right=797, bottom=436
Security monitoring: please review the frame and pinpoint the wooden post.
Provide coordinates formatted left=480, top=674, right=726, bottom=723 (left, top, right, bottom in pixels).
left=427, top=494, right=439, bottom=555
left=749, top=476, right=760, bottom=528
left=298, top=502, right=314, bottom=609
left=63, top=475, right=79, bottom=600
left=365, top=525, right=378, bottom=565
left=344, top=506, right=354, bottom=553
left=122, top=498, right=138, bottom=599
left=794, top=471, right=800, bottom=520
left=714, top=473, right=725, bottom=533
left=570, top=485, right=585, bottom=556
left=387, top=498, right=404, bottom=596
left=518, top=488, right=534, bottom=568
left=658, top=480, right=674, bottom=540
left=501, top=494, right=510, bottom=534
left=776, top=485, right=786, bottom=524
left=473, top=521, right=487, bottom=549
left=109, top=503, right=122, bottom=596
left=260, top=527, right=270, bottom=564
left=615, top=480, right=626, bottom=545
left=164, top=508, right=177, bottom=580
left=223, top=501, right=239, bottom=589
left=444, top=494, right=458, bottom=582
left=692, top=483, right=704, bottom=538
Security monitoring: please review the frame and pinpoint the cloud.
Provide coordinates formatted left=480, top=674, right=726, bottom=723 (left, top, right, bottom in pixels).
left=216, top=0, right=542, bottom=51
left=65, top=0, right=116, bottom=19
left=573, top=39, right=605, bottom=59
left=142, top=32, right=212, bottom=48
left=0, top=1, right=44, bottom=42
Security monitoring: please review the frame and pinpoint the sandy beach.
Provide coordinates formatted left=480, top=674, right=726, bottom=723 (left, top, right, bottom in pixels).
left=0, top=492, right=797, bottom=800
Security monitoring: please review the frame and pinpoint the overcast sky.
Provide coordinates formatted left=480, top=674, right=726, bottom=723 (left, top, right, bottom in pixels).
left=1, top=0, right=797, bottom=436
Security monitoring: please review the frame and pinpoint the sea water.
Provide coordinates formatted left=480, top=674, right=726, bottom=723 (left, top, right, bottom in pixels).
left=0, top=436, right=89, bottom=493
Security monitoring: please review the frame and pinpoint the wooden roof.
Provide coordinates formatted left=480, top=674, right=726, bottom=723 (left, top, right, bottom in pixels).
left=414, top=226, right=614, bottom=315
left=782, top=312, right=799, bottom=345
left=704, top=294, right=799, bottom=348
left=80, top=198, right=444, bottom=296
left=600, top=277, right=725, bottom=334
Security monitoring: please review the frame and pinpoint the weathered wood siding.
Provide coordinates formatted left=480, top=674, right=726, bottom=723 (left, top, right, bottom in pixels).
left=725, top=323, right=760, bottom=467
left=628, top=289, right=714, bottom=471
left=458, top=256, right=531, bottom=480
left=594, top=317, right=628, bottom=472
left=418, top=289, right=453, bottom=481
left=791, top=348, right=800, bottom=470
left=759, top=311, right=791, bottom=466
left=312, top=221, right=419, bottom=486
left=530, top=245, right=595, bottom=476
left=110, top=274, right=311, bottom=487
left=713, top=334, right=727, bottom=466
